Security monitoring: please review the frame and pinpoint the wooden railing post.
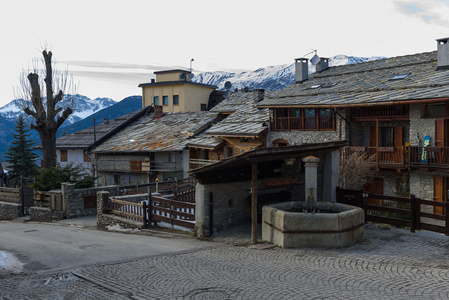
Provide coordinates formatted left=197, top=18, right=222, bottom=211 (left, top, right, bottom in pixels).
left=445, top=201, right=449, bottom=236
left=148, top=187, right=152, bottom=227
left=413, top=194, right=421, bottom=231
left=410, top=194, right=416, bottom=233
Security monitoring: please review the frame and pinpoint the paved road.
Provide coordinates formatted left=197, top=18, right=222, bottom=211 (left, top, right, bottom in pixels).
left=0, top=219, right=216, bottom=273
left=1, top=220, right=449, bottom=299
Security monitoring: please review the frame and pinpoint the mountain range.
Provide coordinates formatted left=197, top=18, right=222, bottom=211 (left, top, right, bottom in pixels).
left=0, top=54, right=383, bottom=161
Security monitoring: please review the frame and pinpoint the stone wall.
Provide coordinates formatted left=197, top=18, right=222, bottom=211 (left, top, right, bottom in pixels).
left=195, top=180, right=252, bottom=237
left=0, top=202, right=21, bottom=220
left=267, top=112, right=347, bottom=147
left=29, top=207, right=64, bottom=221
left=62, top=183, right=118, bottom=218
left=409, top=103, right=434, bottom=146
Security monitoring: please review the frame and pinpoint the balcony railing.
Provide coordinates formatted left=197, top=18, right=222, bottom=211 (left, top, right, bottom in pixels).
left=343, top=146, right=449, bottom=170
left=189, top=158, right=219, bottom=170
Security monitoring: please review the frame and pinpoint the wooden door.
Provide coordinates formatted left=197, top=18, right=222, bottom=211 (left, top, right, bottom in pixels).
left=434, top=176, right=445, bottom=215
left=365, top=177, right=384, bottom=207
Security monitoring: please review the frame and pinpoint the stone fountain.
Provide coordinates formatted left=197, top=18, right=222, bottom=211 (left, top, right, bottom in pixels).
left=262, top=156, right=364, bottom=248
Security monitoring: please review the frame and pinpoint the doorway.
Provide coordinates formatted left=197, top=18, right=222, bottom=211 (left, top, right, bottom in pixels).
left=434, top=176, right=447, bottom=215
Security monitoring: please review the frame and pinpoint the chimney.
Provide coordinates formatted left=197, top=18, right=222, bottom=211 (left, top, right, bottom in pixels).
left=253, top=89, right=265, bottom=102
left=295, top=58, right=309, bottom=82
left=103, top=118, right=109, bottom=124
left=316, top=57, right=329, bottom=73
left=437, top=37, right=449, bottom=70
left=151, top=78, right=156, bottom=83
left=154, top=105, right=163, bottom=119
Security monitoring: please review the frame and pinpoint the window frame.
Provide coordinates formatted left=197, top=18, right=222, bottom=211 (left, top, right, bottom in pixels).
left=270, top=108, right=336, bottom=132
left=173, top=95, right=179, bottom=105
left=153, top=96, right=159, bottom=106
left=162, top=96, right=169, bottom=106
left=60, top=150, right=68, bottom=162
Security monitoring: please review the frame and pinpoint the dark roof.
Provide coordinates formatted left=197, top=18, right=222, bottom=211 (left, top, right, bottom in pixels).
left=55, top=106, right=153, bottom=150
left=256, top=51, right=449, bottom=108
left=190, top=141, right=346, bottom=183
left=138, top=81, right=217, bottom=89
left=93, top=111, right=219, bottom=153
left=153, top=69, right=191, bottom=74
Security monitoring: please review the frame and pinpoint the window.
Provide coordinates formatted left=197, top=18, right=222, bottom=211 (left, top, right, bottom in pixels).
left=270, top=108, right=336, bottom=132
left=163, top=96, right=169, bottom=106
left=173, top=95, right=179, bottom=105
left=200, top=104, right=207, bottom=111
left=426, top=103, right=446, bottom=117
left=60, top=150, right=67, bottom=162
left=390, top=74, right=409, bottom=81
left=153, top=96, right=159, bottom=106
left=83, top=150, right=91, bottom=162
left=226, top=147, right=234, bottom=157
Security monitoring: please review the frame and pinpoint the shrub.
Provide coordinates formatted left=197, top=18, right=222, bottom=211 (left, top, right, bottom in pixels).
left=32, top=163, right=95, bottom=191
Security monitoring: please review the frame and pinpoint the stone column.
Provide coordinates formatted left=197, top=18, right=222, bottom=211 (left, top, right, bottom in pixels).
left=97, top=191, right=109, bottom=226
left=303, top=156, right=320, bottom=203
left=61, top=183, right=76, bottom=218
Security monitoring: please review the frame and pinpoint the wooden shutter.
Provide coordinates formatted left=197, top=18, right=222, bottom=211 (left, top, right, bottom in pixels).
left=434, top=176, right=444, bottom=215
left=370, top=126, right=377, bottom=147
left=435, top=119, right=444, bottom=147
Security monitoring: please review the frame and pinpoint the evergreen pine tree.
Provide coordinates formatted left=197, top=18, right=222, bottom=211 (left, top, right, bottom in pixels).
left=5, top=115, right=39, bottom=181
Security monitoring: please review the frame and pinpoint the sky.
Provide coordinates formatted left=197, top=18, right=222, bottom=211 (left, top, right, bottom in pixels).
left=1, top=0, right=449, bottom=107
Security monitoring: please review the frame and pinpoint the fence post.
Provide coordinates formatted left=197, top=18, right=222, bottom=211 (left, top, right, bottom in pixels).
left=148, top=187, right=152, bottom=227
left=413, top=194, right=421, bottom=231
left=410, top=194, right=416, bottom=233
left=142, top=201, right=147, bottom=227
left=445, top=201, right=449, bottom=236
left=171, top=198, right=174, bottom=231
left=20, top=176, right=24, bottom=216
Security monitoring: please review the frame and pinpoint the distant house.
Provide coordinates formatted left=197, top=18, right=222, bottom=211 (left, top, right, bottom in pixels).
left=93, top=110, right=219, bottom=186
left=187, top=89, right=269, bottom=169
left=255, top=37, right=449, bottom=213
left=138, top=69, right=223, bottom=112
left=55, top=106, right=152, bottom=176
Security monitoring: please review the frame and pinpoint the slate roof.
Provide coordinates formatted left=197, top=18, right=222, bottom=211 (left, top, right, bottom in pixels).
left=56, top=106, right=152, bottom=150
left=93, top=111, right=219, bottom=153
left=256, top=51, right=449, bottom=108
left=187, top=91, right=269, bottom=147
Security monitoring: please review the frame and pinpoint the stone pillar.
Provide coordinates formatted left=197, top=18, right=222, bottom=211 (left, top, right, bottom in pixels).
left=303, top=156, right=320, bottom=203
left=61, top=183, right=76, bottom=218
left=97, top=191, right=109, bottom=226
left=195, top=182, right=211, bottom=237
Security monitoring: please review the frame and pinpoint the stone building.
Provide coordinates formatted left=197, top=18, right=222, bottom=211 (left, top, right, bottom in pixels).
left=255, top=37, right=449, bottom=216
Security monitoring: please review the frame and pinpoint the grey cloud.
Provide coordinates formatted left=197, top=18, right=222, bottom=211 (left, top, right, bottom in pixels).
left=392, top=0, right=449, bottom=26
left=60, top=60, right=184, bottom=72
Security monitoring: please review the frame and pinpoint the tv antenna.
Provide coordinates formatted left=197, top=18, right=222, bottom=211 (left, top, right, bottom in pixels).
left=302, top=49, right=320, bottom=65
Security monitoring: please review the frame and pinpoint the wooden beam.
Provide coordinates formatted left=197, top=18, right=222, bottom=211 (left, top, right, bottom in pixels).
left=251, top=162, right=258, bottom=245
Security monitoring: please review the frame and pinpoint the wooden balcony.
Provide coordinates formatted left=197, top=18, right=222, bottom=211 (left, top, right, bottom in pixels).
left=342, top=146, right=406, bottom=170
left=342, top=146, right=449, bottom=170
left=189, top=158, right=219, bottom=170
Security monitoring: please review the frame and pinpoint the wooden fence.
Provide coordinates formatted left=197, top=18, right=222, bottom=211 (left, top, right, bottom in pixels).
left=0, top=187, right=20, bottom=203
left=117, top=177, right=195, bottom=196
left=111, top=198, right=147, bottom=223
left=337, top=188, right=449, bottom=236
left=108, top=188, right=196, bottom=230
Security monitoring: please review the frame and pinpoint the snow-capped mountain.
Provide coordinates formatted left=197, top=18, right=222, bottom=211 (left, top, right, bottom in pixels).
left=193, top=54, right=385, bottom=91
left=0, top=95, right=116, bottom=126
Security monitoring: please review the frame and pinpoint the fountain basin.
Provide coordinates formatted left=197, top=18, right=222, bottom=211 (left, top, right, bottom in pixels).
left=262, top=201, right=364, bottom=248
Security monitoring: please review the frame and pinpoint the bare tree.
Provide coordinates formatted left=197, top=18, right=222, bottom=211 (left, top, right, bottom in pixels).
left=340, top=150, right=377, bottom=190
left=16, top=50, right=75, bottom=168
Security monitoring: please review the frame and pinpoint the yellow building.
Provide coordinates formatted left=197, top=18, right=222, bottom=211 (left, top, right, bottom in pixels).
left=139, top=69, right=218, bottom=112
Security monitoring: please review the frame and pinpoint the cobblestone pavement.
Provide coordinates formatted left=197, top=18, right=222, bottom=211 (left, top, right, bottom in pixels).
left=1, top=224, right=449, bottom=300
